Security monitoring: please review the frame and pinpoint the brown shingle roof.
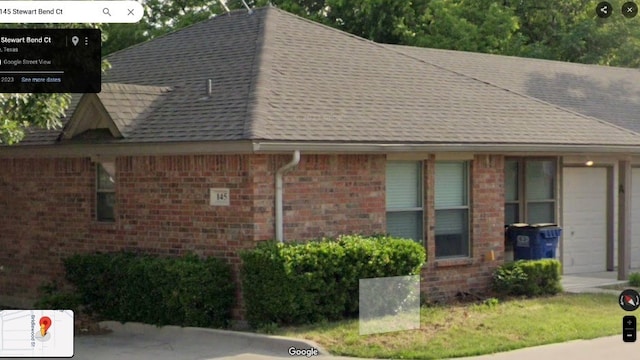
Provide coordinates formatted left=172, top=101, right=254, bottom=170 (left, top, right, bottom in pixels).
left=13, top=7, right=640, bottom=148
left=390, top=45, right=640, bottom=134
left=100, top=10, right=263, bottom=143
left=97, top=83, right=172, bottom=136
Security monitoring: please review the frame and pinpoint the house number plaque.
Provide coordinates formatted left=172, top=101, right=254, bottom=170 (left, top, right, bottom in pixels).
left=210, top=188, right=230, bottom=206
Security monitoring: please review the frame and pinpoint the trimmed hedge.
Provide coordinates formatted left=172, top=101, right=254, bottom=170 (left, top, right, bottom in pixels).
left=492, top=259, right=563, bottom=297
left=240, top=235, right=426, bottom=328
left=62, top=252, right=234, bottom=328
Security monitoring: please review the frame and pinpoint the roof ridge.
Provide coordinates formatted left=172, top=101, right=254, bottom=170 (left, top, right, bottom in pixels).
left=266, top=6, right=394, bottom=49
left=105, top=7, right=270, bottom=59
left=242, top=8, right=269, bottom=140
left=384, top=44, right=640, bottom=139
left=392, top=45, right=640, bottom=72
left=101, top=82, right=172, bottom=92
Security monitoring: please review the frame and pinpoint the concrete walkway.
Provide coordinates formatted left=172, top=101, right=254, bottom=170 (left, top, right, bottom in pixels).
left=561, top=271, right=628, bottom=294
left=452, top=334, right=639, bottom=360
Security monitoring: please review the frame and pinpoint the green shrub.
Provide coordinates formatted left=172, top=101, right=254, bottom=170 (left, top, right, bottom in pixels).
left=493, top=259, right=562, bottom=297
left=63, top=252, right=234, bottom=328
left=629, top=272, right=640, bottom=287
left=492, top=262, right=528, bottom=295
left=240, top=235, right=426, bottom=328
left=34, top=282, right=82, bottom=312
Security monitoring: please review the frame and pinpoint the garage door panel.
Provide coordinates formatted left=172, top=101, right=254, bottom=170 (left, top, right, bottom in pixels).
left=562, top=167, right=607, bottom=274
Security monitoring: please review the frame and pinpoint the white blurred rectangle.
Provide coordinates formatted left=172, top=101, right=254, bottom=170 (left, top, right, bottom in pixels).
left=359, top=275, right=420, bottom=335
left=0, top=1, right=143, bottom=23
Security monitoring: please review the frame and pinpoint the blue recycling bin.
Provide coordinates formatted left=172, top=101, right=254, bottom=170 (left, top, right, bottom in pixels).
left=507, top=224, right=561, bottom=260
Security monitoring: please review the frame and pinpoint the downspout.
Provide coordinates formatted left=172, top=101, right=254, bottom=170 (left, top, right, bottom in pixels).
left=276, top=150, right=300, bottom=243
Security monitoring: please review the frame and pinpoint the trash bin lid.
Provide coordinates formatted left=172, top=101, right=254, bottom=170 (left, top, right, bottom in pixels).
left=508, top=223, right=529, bottom=228
left=530, top=223, right=557, bottom=228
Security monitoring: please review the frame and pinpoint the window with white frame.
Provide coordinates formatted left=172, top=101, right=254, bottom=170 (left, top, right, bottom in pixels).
left=385, top=161, right=423, bottom=242
left=504, top=158, right=557, bottom=225
left=96, top=162, right=116, bottom=222
left=435, top=161, right=470, bottom=258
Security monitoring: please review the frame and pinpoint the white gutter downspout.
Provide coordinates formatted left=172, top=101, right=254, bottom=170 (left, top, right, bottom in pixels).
left=276, top=150, right=300, bottom=243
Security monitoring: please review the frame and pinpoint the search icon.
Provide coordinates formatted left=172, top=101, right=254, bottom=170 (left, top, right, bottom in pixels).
left=103, top=7, right=111, bottom=16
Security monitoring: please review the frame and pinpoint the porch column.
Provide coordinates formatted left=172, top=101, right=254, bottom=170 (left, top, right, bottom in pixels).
left=618, top=158, right=632, bottom=280
left=607, top=166, right=615, bottom=271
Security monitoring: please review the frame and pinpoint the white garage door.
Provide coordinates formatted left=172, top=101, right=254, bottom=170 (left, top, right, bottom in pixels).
left=562, top=167, right=608, bottom=274
left=632, top=168, right=640, bottom=268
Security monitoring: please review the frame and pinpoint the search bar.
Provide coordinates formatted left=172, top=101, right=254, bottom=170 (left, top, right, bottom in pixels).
left=0, top=1, right=144, bottom=23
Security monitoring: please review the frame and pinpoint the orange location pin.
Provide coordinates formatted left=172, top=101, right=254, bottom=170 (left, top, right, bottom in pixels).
left=39, top=316, right=51, bottom=336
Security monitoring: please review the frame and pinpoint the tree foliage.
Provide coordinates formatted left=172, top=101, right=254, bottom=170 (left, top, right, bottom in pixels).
left=0, top=93, right=71, bottom=144
left=508, top=0, right=640, bottom=66
left=404, top=0, right=521, bottom=54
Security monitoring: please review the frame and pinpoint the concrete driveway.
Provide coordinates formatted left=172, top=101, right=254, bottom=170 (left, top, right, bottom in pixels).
left=73, top=321, right=333, bottom=360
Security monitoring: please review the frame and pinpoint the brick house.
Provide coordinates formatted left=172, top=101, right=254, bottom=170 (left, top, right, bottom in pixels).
left=2, top=7, right=640, bottom=316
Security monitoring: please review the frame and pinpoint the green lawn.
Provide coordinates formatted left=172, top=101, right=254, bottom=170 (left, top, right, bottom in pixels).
left=275, top=293, right=624, bottom=359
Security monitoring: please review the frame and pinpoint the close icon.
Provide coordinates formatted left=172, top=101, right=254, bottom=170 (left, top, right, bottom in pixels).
left=622, top=2, right=638, bottom=18
left=596, top=1, right=613, bottom=18
left=619, top=289, right=640, bottom=311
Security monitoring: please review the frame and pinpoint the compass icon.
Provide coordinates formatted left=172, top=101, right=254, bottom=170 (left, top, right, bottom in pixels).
left=619, top=289, right=640, bottom=311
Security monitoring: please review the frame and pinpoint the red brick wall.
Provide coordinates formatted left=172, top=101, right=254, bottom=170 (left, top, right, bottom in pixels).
left=112, top=155, right=256, bottom=258
left=224, top=153, right=387, bottom=242
left=422, top=155, right=505, bottom=301
left=281, top=154, right=386, bottom=240
left=0, top=158, right=93, bottom=307
left=0, top=155, right=261, bottom=312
